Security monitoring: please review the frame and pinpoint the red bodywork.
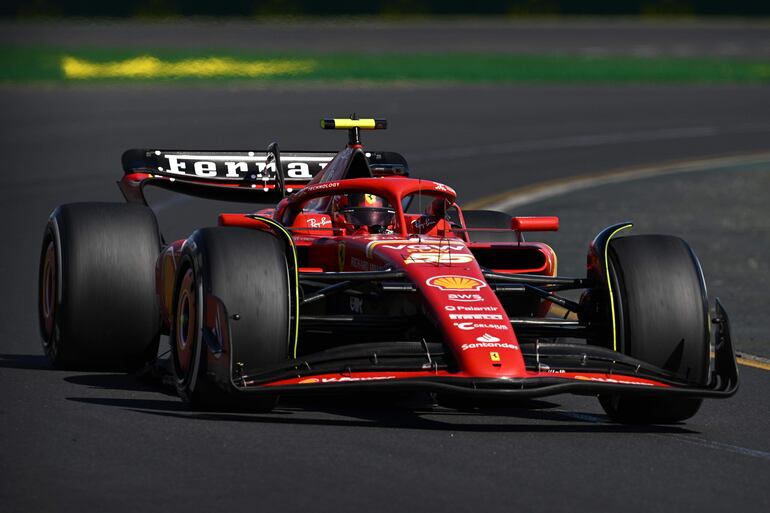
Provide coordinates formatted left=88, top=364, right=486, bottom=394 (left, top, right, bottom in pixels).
left=119, top=137, right=736, bottom=400
left=153, top=175, right=566, bottom=383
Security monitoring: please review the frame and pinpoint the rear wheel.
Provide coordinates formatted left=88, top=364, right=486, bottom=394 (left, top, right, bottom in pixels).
left=599, top=234, right=709, bottom=423
left=38, top=203, right=161, bottom=370
left=170, top=227, right=291, bottom=411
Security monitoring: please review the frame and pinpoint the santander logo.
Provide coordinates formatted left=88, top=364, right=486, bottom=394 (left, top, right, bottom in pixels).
left=475, top=333, right=500, bottom=343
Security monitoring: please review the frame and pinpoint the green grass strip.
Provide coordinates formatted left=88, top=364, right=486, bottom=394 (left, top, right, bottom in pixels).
left=2, top=47, right=769, bottom=84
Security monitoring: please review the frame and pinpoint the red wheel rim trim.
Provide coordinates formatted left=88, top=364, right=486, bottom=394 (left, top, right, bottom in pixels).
left=41, top=241, right=56, bottom=335
left=175, top=268, right=196, bottom=373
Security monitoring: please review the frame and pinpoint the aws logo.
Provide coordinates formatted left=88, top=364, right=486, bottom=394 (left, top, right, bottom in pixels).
left=447, top=293, right=484, bottom=302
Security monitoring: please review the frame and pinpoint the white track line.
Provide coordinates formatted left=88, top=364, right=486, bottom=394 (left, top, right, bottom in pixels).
left=556, top=410, right=770, bottom=461
left=409, top=123, right=770, bottom=164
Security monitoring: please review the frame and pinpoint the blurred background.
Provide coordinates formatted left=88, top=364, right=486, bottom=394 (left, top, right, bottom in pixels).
left=2, top=0, right=768, bottom=345
left=3, top=1, right=770, bottom=17
left=2, top=3, right=769, bottom=513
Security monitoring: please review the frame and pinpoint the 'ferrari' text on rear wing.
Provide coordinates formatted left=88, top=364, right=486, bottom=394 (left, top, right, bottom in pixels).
left=119, top=148, right=409, bottom=204
left=122, top=149, right=337, bottom=183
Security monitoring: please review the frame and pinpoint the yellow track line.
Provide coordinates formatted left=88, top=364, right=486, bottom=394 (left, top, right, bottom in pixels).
left=736, top=355, right=770, bottom=371
left=62, top=56, right=315, bottom=79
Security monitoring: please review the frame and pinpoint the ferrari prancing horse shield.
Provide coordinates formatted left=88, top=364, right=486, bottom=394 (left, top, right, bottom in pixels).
left=337, top=242, right=346, bottom=271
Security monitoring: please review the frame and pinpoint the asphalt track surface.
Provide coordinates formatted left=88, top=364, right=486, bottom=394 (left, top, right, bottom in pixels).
left=481, top=155, right=770, bottom=356
left=3, top=19, right=770, bottom=57
left=2, top=84, right=770, bottom=512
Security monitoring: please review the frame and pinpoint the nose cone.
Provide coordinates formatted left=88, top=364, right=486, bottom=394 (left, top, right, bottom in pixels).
left=420, top=273, right=526, bottom=378
left=369, top=238, right=527, bottom=378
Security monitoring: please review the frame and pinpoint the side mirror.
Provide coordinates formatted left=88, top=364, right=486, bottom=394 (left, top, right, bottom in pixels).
left=511, top=216, right=559, bottom=232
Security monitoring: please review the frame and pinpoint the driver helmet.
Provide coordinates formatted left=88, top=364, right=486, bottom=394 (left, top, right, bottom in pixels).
left=333, top=193, right=396, bottom=233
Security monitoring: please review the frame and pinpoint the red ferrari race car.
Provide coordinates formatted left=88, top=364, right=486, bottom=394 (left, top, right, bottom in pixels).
left=38, top=117, right=738, bottom=423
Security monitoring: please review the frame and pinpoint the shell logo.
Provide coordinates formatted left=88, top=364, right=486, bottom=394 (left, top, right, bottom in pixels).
left=426, top=275, right=487, bottom=291
left=299, top=378, right=320, bottom=384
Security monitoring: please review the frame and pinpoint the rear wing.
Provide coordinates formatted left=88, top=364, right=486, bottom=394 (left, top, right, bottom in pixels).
left=119, top=148, right=409, bottom=204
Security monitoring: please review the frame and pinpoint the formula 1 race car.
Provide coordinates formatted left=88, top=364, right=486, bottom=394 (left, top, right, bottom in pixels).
left=38, top=117, right=738, bottom=423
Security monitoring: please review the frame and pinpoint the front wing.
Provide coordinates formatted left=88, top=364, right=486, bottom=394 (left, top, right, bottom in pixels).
left=223, top=301, right=738, bottom=400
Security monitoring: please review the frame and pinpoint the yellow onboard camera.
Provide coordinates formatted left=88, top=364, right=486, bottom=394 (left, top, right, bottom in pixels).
left=321, top=118, right=387, bottom=130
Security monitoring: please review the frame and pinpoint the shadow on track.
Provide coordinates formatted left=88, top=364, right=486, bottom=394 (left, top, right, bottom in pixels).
left=0, top=353, right=53, bottom=370
left=60, top=364, right=697, bottom=434
left=65, top=394, right=696, bottom=435
left=64, top=372, right=178, bottom=396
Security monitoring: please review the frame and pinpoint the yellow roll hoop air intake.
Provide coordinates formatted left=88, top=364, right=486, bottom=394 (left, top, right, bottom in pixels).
left=321, top=118, right=387, bottom=130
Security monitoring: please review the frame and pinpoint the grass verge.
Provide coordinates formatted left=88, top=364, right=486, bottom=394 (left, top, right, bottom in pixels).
left=2, top=47, right=769, bottom=84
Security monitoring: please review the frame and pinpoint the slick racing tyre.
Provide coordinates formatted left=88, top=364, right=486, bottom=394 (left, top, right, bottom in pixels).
left=461, top=210, right=516, bottom=243
left=599, top=235, right=710, bottom=424
left=38, top=202, right=161, bottom=370
left=170, top=227, right=291, bottom=412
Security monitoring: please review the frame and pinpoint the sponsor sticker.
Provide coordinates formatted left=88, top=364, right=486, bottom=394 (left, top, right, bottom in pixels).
left=426, top=275, right=486, bottom=291
left=448, top=313, right=503, bottom=320
left=405, top=253, right=474, bottom=265
left=453, top=322, right=509, bottom=332
left=306, top=217, right=331, bottom=229
left=299, top=376, right=396, bottom=384
left=573, top=375, right=655, bottom=386
left=349, top=296, right=363, bottom=314
left=366, top=239, right=411, bottom=257
left=367, top=241, right=469, bottom=257
left=350, top=256, right=386, bottom=272
left=461, top=341, right=519, bottom=351
left=476, top=333, right=500, bottom=343
left=447, top=293, right=484, bottom=302
left=489, top=352, right=501, bottom=362
left=304, top=181, right=340, bottom=193
left=383, top=243, right=466, bottom=252
left=433, top=182, right=455, bottom=194
left=445, top=305, right=499, bottom=312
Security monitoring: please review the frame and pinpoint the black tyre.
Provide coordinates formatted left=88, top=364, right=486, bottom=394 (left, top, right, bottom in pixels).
left=599, top=234, right=709, bottom=423
left=461, top=210, right=516, bottom=243
left=170, top=227, right=290, bottom=411
left=38, top=202, right=161, bottom=370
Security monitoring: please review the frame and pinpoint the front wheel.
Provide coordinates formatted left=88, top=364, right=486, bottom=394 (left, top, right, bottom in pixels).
left=599, top=234, right=710, bottom=424
left=170, top=227, right=292, bottom=411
